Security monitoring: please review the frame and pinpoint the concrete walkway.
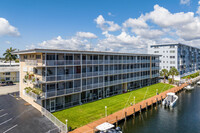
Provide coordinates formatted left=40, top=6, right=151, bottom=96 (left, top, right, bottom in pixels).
left=70, top=83, right=187, bottom=133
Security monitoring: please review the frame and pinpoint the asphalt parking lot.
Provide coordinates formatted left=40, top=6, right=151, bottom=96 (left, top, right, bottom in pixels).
left=0, top=93, right=58, bottom=133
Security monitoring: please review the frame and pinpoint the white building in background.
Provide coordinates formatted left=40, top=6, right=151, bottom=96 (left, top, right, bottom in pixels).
left=148, top=43, right=200, bottom=80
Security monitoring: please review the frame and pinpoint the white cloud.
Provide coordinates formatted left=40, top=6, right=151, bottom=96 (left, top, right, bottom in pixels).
left=197, top=1, right=200, bottom=15
left=38, top=36, right=92, bottom=50
left=76, top=32, right=97, bottom=39
left=5, top=41, right=11, bottom=44
left=0, top=18, right=20, bottom=37
left=180, top=0, right=190, bottom=5
left=143, top=5, right=194, bottom=27
left=123, top=17, right=148, bottom=29
left=31, top=4, right=200, bottom=54
left=95, top=15, right=120, bottom=32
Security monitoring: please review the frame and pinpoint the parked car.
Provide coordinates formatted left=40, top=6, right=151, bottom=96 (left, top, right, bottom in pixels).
left=6, top=81, right=13, bottom=85
left=0, top=81, right=7, bottom=86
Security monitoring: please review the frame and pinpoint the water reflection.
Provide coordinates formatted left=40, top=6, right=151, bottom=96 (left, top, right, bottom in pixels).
left=119, top=86, right=200, bottom=133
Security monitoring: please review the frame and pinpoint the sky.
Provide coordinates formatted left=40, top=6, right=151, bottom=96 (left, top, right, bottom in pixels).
left=1, top=0, right=200, bottom=56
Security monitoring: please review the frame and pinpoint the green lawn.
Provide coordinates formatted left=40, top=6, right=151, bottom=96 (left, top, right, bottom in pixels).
left=53, top=83, right=174, bottom=129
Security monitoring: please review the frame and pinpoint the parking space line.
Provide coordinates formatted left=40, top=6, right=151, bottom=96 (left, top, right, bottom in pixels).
left=0, top=113, right=8, bottom=118
left=0, top=118, right=12, bottom=126
left=3, top=124, right=18, bottom=133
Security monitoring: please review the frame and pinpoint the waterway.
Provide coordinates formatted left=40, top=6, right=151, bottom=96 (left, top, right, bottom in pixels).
left=119, top=85, right=200, bottom=133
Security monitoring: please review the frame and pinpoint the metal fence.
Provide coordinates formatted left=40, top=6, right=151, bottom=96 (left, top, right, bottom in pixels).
left=41, top=107, right=67, bottom=133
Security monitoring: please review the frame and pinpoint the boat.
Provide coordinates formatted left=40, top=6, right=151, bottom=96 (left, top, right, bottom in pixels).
left=185, top=85, right=194, bottom=90
left=162, top=92, right=178, bottom=107
left=197, top=81, right=200, bottom=85
left=96, top=122, right=122, bottom=133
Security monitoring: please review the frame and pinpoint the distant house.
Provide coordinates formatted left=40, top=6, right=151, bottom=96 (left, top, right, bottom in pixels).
left=0, top=62, right=19, bottom=82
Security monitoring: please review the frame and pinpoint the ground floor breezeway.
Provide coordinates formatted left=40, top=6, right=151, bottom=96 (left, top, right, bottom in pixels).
left=42, top=78, right=158, bottom=112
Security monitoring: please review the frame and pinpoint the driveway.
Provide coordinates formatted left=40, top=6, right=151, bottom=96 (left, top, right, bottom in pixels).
left=0, top=83, right=19, bottom=95
left=0, top=94, right=59, bottom=133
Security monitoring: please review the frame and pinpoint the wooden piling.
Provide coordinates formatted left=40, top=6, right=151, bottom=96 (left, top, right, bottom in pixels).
left=133, top=108, right=135, bottom=118
left=146, top=102, right=148, bottom=111
left=125, top=112, right=127, bottom=121
left=116, top=116, right=118, bottom=126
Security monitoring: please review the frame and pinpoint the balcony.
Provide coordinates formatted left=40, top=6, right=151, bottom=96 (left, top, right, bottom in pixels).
left=40, top=59, right=156, bottom=66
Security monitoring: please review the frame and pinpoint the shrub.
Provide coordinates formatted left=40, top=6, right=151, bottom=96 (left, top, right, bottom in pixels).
left=1, top=78, right=5, bottom=82
left=168, top=78, right=173, bottom=84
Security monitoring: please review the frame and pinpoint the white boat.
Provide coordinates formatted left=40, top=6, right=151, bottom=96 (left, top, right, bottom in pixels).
left=162, top=92, right=178, bottom=107
left=185, top=85, right=194, bottom=90
left=96, top=122, right=122, bottom=133
left=197, top=81, right=200, bottom=85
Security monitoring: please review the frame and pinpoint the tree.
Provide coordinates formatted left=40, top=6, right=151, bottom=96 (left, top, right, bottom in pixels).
left=169, top=67, right=179, bottom=84
left=3, top=47, right=17, bottom=66
left=160, top=69, right=168, bottom=83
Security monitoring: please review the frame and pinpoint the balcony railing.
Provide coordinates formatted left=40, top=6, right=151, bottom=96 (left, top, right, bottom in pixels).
left=41, top=59, right=154, bottom=66
left=42, top=74, right=160, bottom=98
left=41, top=67, right=159, bottom=82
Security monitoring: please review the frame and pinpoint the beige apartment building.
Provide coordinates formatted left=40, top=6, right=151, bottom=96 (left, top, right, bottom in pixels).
left=0, top=62, right=19, bottom=82
left=14, top=49, right=160, bottom=112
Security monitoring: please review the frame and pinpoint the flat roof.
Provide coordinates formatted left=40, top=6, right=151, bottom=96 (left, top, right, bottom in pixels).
left=12, top=48, right=160, bottom=57
left=150, top=43, right=200, bottom=50
left=0, top=66, right=19, bottom=73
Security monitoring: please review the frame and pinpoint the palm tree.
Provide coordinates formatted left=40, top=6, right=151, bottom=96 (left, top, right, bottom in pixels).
left=3, top=47, right=17, bottom=66
left=169, top=67, right=179, bottom=84
left=160, top=69, right=168, bottom=83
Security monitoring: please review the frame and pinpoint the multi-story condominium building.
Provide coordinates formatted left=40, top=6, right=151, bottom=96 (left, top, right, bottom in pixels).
left=0, top=62, right=19, bottom=82
left=148, top=43, right=200, bottom=80
left=14, top=49, right=160, bottom=112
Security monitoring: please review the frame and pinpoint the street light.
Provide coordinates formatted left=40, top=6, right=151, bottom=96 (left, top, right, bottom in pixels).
left=105, top=106, right=107, bottom=117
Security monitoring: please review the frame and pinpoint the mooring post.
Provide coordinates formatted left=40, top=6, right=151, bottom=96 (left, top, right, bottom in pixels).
left=156, top=98, right=158, bottom=106
left=116, top=116, right=118, bottom=126
left=133, top=107, right=135, bottom=118
left=125, top=112, right=127, bottom=121
left=146, top=102, right=148, bottom=111
left=140, top=105, right=142, bottom=114
left=151, top=100, right=153, bottom=108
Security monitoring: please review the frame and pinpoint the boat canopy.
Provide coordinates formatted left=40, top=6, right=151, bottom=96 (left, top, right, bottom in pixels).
left=96, top=122, right=114, bottom=131
left=167, top=92, right=175, bottom=96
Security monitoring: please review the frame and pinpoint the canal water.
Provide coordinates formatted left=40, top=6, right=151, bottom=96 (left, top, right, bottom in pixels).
left=119, top=85, right=200, bottom=133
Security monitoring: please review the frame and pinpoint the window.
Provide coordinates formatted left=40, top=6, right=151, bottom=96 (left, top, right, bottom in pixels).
left=154, top=51, right=159, bottom=53
left=163, top=56, right=165, bottom=58
left=170, top=50, right=175, bottom=53
left=6, top=77, right=10, bottom=81
left=24, top=55, right=27, bottom=59
left=163, top=61, right=165, bottom=63
left=5, top=72, right=10, bottom=75
left=36, top=55, right=41, bottom=59
left=163, top=66, right=165, bottom=68
left=170, top=56, right=175, bottom=59
left=170, top=61, right=175, bottom=64
left=163, top=51, right=165, bottom=53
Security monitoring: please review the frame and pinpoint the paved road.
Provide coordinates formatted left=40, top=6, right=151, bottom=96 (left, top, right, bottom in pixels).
left=0, top=83, right=19, bottom=95
left=0, top=94, right=58, bottom=133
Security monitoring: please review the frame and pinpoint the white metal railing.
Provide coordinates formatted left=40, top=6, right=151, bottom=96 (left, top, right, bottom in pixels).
left=42, top=59, right=158, bottom=66
left=41, top=107, right=67, bottom=133
left=25, top=60, right=38, bottom=66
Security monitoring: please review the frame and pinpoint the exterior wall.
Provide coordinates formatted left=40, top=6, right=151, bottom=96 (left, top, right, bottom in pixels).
left=148, top=44, right=200, bottom=80
left=18, top=50, right=160, bottom=112
left=0, top=71, right=19, bottom=82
